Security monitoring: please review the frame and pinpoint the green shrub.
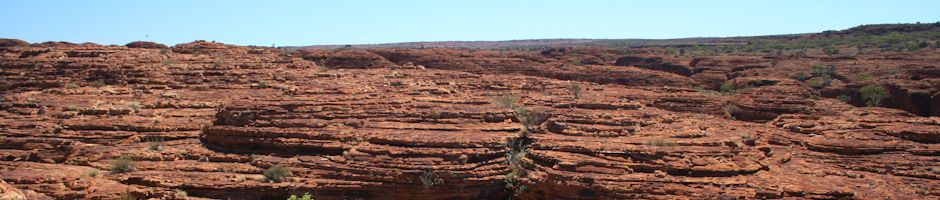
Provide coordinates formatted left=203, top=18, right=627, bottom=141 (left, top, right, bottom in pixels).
left=110, top=156, right=135, bottom=173
left=808, top=75, right=832, bottom=89
left=504, top=169, right=527, bottom=194
left=287, top=193, right=313, bottom=200
left=263, top=165, right=292, bottom=183
left=719, top=81, right=736, bottom=93
left=503, top=143, right=528, bottom=195
left=810, top=64, right=835, bottom=77
left=853, top=73, right=873, bottom=81
left=491, top=95, right=548, bottom=134
left=859, top=85, right=889, bottom=106
left=823, top=46, right=839, bottom=55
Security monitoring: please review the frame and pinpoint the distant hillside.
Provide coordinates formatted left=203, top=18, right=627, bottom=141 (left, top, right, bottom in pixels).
left=291, top=37, right=764, bottom=50
left=293, top=22, right=940, bottom=50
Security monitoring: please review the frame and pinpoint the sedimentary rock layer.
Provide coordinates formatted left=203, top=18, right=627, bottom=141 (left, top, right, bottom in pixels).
left=1, top=40, right=938, bottom=199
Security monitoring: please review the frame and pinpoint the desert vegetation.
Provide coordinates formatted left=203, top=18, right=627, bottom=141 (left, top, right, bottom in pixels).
left=263, top=165, right=293, bottom=183
left=859, top=84, right=889, bottom=106
left=110, top=157, right=135, bottom=173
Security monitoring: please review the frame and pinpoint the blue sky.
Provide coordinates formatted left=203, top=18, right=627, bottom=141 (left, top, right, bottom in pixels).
left=1, top=0, right=938, bottom=46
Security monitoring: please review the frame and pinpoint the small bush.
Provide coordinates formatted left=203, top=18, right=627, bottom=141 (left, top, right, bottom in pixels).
left=64, top=83, right=80, bottom=89
left=87, top=169, right=99, bottom=177
left=823, top=46, right=839, bottom=55
left=722, top=103, right=741, bottom=119
left=263, top=165, right=293, bottom=183
left=142, top=135, right=163, bottom=151
left=854, top=73, right=873, bottom=81
left=429, top=111, right=442, bottom=120
left=492, top=94, right=519, bottom=109
left=175, top=189, right=188, bottom=197
left=419, top=168, right=443, bottom=189
left=110, top=156, right=135, bottom=173
left=514, top=107, right=548, bottom=134
left=720, top=81, right=736, bottom=93
left=127, top=101, right=141, bottom=112
left=664, top=48, right=676, bottom=55
left=503, top=143, right=528, bottom=195
left=567, top=82, right=582, bottom=100
left=504, top=170, right=527, bottom=194
left=808, top=75, right=832, bottom=89
left=148, top=141, right=163, bottom=151
left=287, top=193, right=313, bottom=200
left=810, top=64, right=835, bottom=77
left=859, top=85, right=889, bottom=106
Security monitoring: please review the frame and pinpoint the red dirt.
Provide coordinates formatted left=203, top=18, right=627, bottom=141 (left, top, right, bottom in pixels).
left=1, top=39, right=939, bottom=199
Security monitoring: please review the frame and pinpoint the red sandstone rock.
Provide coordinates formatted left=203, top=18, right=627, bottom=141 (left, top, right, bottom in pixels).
left=0, top=39, right=29, bottom=47
left=126, top=41, right=169, bottom=49
left=1, top=40, right=939, bottom=199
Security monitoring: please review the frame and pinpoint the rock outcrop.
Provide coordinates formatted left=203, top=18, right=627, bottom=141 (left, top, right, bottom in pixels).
left=1, top=40, right=939, bottom=199
left=126, top=41, right=169, bottom=49
left=0, top=39, right=29, bottom=48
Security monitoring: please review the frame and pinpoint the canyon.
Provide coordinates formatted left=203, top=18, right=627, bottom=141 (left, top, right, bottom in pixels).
left=1, top=24, right=940, bottom=199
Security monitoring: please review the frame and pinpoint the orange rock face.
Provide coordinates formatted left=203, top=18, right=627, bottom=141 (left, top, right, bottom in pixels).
left=1, top=40, right=939, bottom=199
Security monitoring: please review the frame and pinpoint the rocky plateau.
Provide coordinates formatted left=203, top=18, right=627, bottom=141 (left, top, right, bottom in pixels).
left=1, top=33, right=939, bottom=199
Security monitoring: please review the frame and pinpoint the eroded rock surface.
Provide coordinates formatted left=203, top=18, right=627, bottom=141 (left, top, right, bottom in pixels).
left=1, top=40, right=939, bottom=199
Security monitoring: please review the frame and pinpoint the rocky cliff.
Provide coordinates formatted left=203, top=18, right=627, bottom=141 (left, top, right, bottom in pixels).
left=1, top=40, right=938, bottom=199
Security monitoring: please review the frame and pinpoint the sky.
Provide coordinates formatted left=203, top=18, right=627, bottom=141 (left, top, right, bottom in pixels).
left=1, top=0, right=938, bottom=46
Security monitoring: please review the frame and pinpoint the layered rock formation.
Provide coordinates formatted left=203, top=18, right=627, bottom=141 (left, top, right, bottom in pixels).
left=1, top=40, right=939, bottom=199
